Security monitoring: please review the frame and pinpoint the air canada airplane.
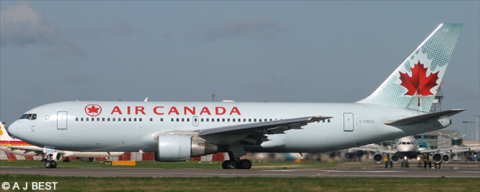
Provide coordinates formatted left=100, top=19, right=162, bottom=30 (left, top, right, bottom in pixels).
left=8, top=23, right=465, bottom=169
left=354, top=135, right=474, bottom=169
left=0, top=122, right=124, bottom=168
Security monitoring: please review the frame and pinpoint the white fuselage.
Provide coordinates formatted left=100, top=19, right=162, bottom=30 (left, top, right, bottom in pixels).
left=7, top=101, right=451, bottom=153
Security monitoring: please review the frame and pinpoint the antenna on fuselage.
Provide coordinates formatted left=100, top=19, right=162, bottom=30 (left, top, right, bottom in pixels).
left=208, top=94, right=216, bottom=102
left=144, top=97, right=148, bottom=102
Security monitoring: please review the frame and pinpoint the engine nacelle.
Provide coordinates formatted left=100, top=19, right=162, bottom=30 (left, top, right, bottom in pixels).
left=155, top=134, right=218, bottom=162
left=373, top=153, right=383, bottom=164
left=78, top=157, right=94, bottom=162
left=391, top=154, right=400, bottom=163
left=432, top=153, right=442, bottom=164
left=442, top=153, right=450, bottom=163
left=52, top=152, right=63, bottom=162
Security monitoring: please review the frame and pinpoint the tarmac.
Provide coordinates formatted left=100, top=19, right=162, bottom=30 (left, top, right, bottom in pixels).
left=1, top=166, right=480, bottom=178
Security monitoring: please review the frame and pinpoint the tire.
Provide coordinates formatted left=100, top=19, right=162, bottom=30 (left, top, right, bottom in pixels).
left=222, top=161, right=228, bottom=169
left=238, top=160, right=252, bottom=169
left=226, top=160, right=236, bottom=169
left=45, top=161, right=52, bottom=168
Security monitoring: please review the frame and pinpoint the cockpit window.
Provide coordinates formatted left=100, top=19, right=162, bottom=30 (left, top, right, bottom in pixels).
left=19, top=113, right=37, bottom=120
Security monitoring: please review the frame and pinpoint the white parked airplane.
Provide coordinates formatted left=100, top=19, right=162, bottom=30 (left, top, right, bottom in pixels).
left=0, top=121, right=124, bottom=168
left=354, top=135, right=474, bottom=168
left=7, top=23, right=465, bottom=169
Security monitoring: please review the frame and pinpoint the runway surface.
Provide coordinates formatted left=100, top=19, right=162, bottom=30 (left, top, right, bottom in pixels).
left=2, top=167, right=480, bottom=178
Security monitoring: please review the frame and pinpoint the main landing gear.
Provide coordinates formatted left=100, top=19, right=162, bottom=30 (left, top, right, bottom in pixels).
left=44, top=154, right=57, bottom=168
left=222, top=159, right=252, bottom=169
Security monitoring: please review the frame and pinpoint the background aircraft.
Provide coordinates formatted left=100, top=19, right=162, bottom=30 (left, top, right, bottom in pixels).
left=7, top=23, right=465, bottom=169
left=353, top=135, right=474, bottom=168
left=1, top=122, right=124, bottom=168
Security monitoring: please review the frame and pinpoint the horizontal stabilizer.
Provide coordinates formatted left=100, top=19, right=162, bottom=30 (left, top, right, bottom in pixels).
left=384, top=109, right=465, bottom=126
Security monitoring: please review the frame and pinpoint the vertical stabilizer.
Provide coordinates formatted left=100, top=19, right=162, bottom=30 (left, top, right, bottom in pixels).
left=0, top=122, right=15, bottom=141
left=358, top=23, right=463, bottom=112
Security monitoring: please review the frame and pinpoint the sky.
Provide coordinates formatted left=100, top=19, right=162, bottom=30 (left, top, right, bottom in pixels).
left=1, top=1, right=479, bottom=140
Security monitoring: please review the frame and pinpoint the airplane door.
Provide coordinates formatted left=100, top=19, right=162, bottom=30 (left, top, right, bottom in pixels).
left=192, top=116, right=199, bottom=127
left=57, top=111, right=68, bottom=130
left=343, top=113, right=354, bottom=132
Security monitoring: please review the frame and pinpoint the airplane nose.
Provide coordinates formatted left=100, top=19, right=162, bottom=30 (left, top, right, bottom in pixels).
left=7, top=121, right=19, bottom=138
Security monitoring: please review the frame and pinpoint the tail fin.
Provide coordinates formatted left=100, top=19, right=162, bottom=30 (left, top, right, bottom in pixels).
left=358, top=23, right=463, bottom=112
left=0, top=122, right=16, bottom=141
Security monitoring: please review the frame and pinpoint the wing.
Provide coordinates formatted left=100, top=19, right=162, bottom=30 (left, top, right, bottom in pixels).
left=350, top=146, right=397, bottom=154
left=0, top=145, right=45, bottom=156
left=198, top=116, right=332, bottom=145
left=418, top=147, right=474, bottom=154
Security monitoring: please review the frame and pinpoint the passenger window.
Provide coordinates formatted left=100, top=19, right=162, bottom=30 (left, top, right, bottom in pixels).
left=171, top=118, right=174, bottom=122
left=123, top=118, right=126, bottom=121
left=107, top=118, right=110, bottom=121
left=201, top=118, right=204, bottom=122
left=160, top=118, right=163, bottom=122
left=139, top=118, right=142, bottom=122
left=211, top=118, right=214, bottom=122
left=222, top=118, right=225, bottom=122
left=232, top=118, right=235, bottom=122
left=112, top=118, right=115, bottom=122
left=150, top=118, right=153, bottom=122
left=187, top=118, right=190, bottom=122
left=176, top=118, right=179, bottom=122
left=92, top=118, right=95, bottom=121
left=97, top=118, right=100, bottom=121
left=243, top=118, right=246, bottom=122
left=102, top=118, right=105, bottom=121
left=81, top=117, right=84, bottom=121
left=206, top=118, right=209, bottom=122
left=182, top=118, right=184, bottom=122
left=249, top=118, right=251, bottom=122
left=254, top=119, right=257, bottom=122
left=134, top=118, right=137, bottom=122
left=217, top=118, right=220, bottom=122
left=259, top=119, right=262, bottom=122
left=86, top=118, right=89, bottom=121
left=76, top=117, right=79, bottom=121
left=129, top=118, right=132, bottom=122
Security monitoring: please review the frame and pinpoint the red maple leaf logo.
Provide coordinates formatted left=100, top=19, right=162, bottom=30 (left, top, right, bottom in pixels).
left=85, top=104, right=102, bottom=117
left=399, top=60, right=439, bottom=96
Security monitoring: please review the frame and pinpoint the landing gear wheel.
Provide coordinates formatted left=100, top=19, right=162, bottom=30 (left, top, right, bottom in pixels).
left=45, top=161, right=52, bottom=168
left=52, top=161, right=57, bottom=168
left=222, top=161, right=228, bottom=169
left=237, top=160, right=252, bottom=169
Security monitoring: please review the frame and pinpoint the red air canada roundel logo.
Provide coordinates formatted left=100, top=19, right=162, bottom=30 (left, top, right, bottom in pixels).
left=85, top=104, right=102, bottom=117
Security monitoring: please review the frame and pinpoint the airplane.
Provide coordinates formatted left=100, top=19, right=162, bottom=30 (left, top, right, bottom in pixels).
left=353, top=134, right=474, bottom=168
left=7, top=23, right=466, bottom=169
left=0, top=121, right=124, bottom=168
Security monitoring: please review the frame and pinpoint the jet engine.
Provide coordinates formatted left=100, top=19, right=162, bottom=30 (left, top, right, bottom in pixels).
left=373, top=153, right=383, bottom=164
left=432, top=153, right=442, bottom=164
left=52, top=152, right=63, bottom=162
left=442, top=153, right=450, bottom=163
left=78, top=157, right=94, bottom=162
left=155, top=134, right=218, bottom=162
left=391, top=154, right=400, bottom=163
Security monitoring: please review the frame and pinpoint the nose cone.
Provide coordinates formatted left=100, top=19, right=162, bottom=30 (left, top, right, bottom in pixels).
left=7, top=121, right=19, bottom=138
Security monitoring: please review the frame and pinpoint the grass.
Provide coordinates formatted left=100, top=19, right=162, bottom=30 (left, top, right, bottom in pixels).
left=0, top=160, right=371, bottom=169
left=1, top=174, right=479, bottom=191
